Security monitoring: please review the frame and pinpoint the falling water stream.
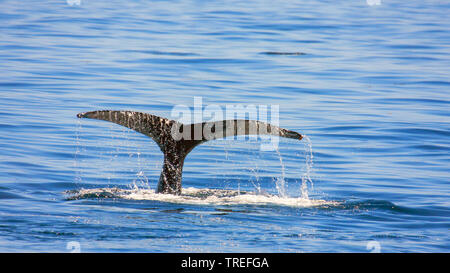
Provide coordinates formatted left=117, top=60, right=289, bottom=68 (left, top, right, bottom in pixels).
left=301, top=135, right=314, bottom=199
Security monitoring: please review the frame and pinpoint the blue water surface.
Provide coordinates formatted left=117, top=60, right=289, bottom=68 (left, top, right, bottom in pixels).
left=0, top=0, right=449, bottom=252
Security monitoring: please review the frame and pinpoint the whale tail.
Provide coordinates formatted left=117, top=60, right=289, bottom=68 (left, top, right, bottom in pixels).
left=77, top=110, right=303, bottom=195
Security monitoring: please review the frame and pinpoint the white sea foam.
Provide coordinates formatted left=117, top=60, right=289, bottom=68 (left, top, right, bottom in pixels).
left=66, top=187, right=338, bottom=208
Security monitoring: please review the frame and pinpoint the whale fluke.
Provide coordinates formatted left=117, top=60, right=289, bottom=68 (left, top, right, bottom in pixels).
left=77, top=110, right=303, bottom=195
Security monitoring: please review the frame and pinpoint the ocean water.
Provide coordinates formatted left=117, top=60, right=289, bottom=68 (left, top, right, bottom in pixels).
left=0, top=0, right=449, bottom=252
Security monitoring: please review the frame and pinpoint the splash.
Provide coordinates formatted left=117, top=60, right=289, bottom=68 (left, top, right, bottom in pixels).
left=73, top=126, right=319, bottom=205
left=65, top=187, right=338, bottom=208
